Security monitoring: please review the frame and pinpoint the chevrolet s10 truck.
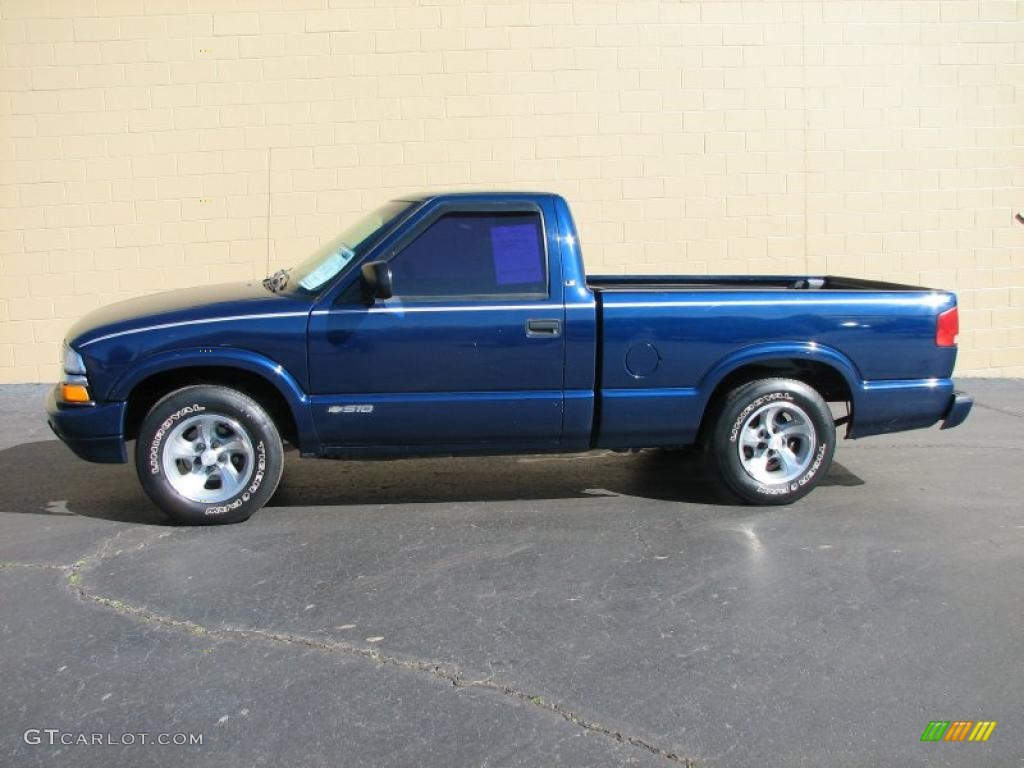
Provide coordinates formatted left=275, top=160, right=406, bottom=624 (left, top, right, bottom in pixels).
left=47, top=192, right=973, bottom=524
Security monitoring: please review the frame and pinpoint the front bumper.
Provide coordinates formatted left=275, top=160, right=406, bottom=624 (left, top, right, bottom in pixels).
left=940, top=391, right=973, bottom=430
left=45, top=386, right=128, bottom=464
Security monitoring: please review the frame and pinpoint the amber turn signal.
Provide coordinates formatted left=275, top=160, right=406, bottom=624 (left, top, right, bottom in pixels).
left=61, top=383, right=91, bottom=403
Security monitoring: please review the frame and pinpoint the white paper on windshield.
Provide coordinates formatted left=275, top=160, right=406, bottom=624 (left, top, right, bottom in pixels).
left=298, top=248, right=355, bottom=291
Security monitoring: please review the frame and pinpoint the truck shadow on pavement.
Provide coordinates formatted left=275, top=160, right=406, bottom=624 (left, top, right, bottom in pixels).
left=0, top=440, right=864, bottom=525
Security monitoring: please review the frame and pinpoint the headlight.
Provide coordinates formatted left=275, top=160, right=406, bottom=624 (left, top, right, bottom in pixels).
left=62, top=342, right=87, bottom=376
left=60, top=342, right=92, bottom=403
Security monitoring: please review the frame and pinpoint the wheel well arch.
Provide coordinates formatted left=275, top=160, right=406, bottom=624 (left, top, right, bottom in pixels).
left=123, top=366, right=300, bottom=447
left=696, top=358, right=854, bottom=443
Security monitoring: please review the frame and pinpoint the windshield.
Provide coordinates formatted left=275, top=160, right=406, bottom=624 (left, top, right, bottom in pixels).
left=284, top=201, right=413, bottom=293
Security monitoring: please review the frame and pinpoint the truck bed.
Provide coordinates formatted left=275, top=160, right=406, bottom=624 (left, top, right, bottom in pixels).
left=589, top=275, right=957, bottom=447
left=586, top=274, right=927, bottom=292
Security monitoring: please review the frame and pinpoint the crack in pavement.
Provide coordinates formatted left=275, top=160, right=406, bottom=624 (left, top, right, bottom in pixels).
left=973, top=401, right=1024, bottom=420
left=842, top=439, right=1015, bottom=451
left=53, top=526, right=698, bottom=766
left=0, top=562, right=70, bottom=570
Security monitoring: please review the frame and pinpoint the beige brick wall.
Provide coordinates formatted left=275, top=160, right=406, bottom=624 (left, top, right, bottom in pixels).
left=1, top=0, right=1022, bottom=382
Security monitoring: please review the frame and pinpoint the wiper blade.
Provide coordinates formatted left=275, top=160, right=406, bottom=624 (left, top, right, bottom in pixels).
left=262, top=268, right=291, bottom=293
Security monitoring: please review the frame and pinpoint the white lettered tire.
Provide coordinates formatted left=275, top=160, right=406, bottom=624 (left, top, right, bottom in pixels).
left=135, top=385, right=283, bottom=525
left=707, top=378, right=835, bottom=505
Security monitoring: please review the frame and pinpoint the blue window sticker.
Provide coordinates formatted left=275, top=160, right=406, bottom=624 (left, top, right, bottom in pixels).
left=490, top=223, right=543, bottom=286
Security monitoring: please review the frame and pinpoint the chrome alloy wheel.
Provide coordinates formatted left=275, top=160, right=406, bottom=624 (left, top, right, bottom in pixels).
left=161, top=413, right=255, bottom=503
left=736, top=401, right=817, bottom=485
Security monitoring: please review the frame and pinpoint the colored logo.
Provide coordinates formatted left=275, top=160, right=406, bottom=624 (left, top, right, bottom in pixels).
left=921, top=721, right=997, bottom=742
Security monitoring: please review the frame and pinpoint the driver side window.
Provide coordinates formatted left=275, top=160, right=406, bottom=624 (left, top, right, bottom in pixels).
left=388, top=211, right=547, bottom=299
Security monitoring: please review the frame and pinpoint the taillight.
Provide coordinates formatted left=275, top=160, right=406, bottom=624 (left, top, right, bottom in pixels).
left=936, top=306, right=959, bottom=347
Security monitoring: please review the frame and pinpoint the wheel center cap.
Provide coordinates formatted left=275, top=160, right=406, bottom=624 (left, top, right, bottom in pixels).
left=769, top=434, right=784, bottom=450
left=200, top=449, right=218, bottom=466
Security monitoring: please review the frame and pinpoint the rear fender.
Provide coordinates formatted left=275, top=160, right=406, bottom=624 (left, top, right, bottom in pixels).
left=698, top=341, right=863, bottom=415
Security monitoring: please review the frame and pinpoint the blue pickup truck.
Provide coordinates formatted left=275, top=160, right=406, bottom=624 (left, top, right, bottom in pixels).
left=47, top=192, right=972, bottom=524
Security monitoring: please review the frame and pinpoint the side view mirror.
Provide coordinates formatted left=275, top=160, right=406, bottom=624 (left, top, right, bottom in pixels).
left=360, top=260, right=393, bottom=301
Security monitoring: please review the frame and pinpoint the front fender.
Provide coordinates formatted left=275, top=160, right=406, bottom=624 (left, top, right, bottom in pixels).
left=109, top=348, right=320, bottom=451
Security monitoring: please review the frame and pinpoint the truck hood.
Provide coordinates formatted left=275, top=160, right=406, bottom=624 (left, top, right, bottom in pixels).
left=67, top=281, right=313, bottom=349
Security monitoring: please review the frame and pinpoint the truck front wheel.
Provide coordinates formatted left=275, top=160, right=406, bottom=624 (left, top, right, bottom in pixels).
left=707, top=378, right=835, bottom=505
left=134, top=385, right=284, bottom=525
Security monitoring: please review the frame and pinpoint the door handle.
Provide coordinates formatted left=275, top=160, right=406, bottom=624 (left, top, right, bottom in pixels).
left=525, top=318, right=561, bottom=338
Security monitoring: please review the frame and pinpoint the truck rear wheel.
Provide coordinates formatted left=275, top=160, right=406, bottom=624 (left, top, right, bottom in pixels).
left=134, top=385, right=283, bottom=525
left=707, top=378, right=835, bottom=505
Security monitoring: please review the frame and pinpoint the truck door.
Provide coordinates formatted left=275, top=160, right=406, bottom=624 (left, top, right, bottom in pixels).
left=307, top=199, right=566, bottom=451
